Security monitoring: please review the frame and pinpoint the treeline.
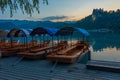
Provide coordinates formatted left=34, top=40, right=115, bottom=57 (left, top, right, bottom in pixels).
left=76, top=8, right=120, bottom=32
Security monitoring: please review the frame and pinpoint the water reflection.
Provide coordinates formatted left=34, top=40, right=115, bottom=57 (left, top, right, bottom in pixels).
left=89, top=32, right=120, bottom=62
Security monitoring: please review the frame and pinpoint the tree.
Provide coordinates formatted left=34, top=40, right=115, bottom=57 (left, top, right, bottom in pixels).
left=0, top=0, right=48, bottom=17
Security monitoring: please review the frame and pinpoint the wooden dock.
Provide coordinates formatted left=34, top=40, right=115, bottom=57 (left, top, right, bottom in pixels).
left=86, top=60, right=120, bottom=73
left=0, top=57, right=120, bottom=80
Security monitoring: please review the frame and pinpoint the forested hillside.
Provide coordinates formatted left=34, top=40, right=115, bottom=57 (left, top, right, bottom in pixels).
left=76, top=8, right=120, bottom=31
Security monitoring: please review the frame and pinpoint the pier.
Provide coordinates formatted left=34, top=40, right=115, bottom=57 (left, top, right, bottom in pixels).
left=0, top=57, right=119, bottom=80
left=86, top=60, right=120, bottom=73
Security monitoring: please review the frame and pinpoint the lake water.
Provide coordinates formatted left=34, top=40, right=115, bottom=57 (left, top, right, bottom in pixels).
left=89, top=32, right=120, bottom=62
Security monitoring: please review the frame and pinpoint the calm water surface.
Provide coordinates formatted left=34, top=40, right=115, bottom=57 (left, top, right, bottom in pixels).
left=89, top=32, right=120, bottom=62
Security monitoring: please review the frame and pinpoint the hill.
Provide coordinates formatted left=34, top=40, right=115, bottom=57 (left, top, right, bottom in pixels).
left=76, top=8, right=120, bottom=32
left=0, top=20, right=76, bottom=30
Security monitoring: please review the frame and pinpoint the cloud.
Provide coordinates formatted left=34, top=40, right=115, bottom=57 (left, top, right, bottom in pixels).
left=25, top=17, right=39, bottom=21
left=40, top=16, right=71, bottom=22
left=24, top=16, right=81, bottom=22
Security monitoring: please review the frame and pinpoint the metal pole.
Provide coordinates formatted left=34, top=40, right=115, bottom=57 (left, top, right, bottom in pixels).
left=57, top=35, right=59, bottom=46
left=70, top=35, right=72, bottom=46
left=51, top=35, right=54, bottom=52
left=24, top=37, right=26, bottom=47
left=10, top=37, right=13, bottom=48
left=32, top=36, right=34, bottom=46
left=88, top=50, right=91, bottom=60
left=39, top=35, right=41, bottom=47
left=26, top=37, right=29, bottom=48
left=43, top=34, right=44, bottom=42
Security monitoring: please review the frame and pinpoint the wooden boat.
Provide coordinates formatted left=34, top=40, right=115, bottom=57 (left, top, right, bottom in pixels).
left=17, top=40, right=51, bottom=59
left=47, top=41, right=89, bottom=63
left=1, top=46, right=27, bottom=57
left=18, top=47, right=50, bottom=60
left=0, top=39, right=8, bottom=48
left=0, top=40, right=19, bottom=49
left=17, top=40, right=68, bottom=60
left=29, top=40, right=50, bottom=53
left=0, top=40, right=40, bottom=57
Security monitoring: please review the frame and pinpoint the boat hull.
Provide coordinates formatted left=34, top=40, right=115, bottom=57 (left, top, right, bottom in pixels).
left=1, top=50, right=17, bottom=57
left=18, top=51, right=46, bottom=60
left=47, top=43, right=89, bottom=63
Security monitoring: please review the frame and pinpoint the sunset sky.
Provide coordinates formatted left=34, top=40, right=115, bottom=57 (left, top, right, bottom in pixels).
left=0, top=0, right=120, bottom=21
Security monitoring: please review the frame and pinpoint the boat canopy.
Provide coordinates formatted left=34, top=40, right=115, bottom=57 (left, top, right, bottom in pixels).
left=6, top=27, right=89, bottom=37
left=30, top=27, right=58, bottom=36
left=75, top=28, right=90, bottom=36
left=7, top=28, right=19, bottom=37
left=56, top=27, right=90, bottom=36
left=14, top=28, right=32, bottom=37
left=44, top=27, right=58, bottom=36
left=56, top=27, right=74, bottom=36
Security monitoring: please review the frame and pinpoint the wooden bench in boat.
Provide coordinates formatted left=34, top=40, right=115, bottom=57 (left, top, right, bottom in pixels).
left=30, top=46, right=52, bottom=53
left=29, top=41, right=50, bottom=53
left=56, top=45, right=77, bottom=55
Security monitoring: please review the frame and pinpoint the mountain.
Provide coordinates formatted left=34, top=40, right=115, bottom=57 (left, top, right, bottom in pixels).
left=75, top=8, right=120, bottom=32
left=0, top=20, right=76, bottom=30
left=0, top=22, right=17, bottom=30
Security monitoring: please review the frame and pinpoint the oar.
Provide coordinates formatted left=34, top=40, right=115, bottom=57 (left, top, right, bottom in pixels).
left=11, top=56, right=24, bottom=66
left=50, top=60, right=58, bottom=73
